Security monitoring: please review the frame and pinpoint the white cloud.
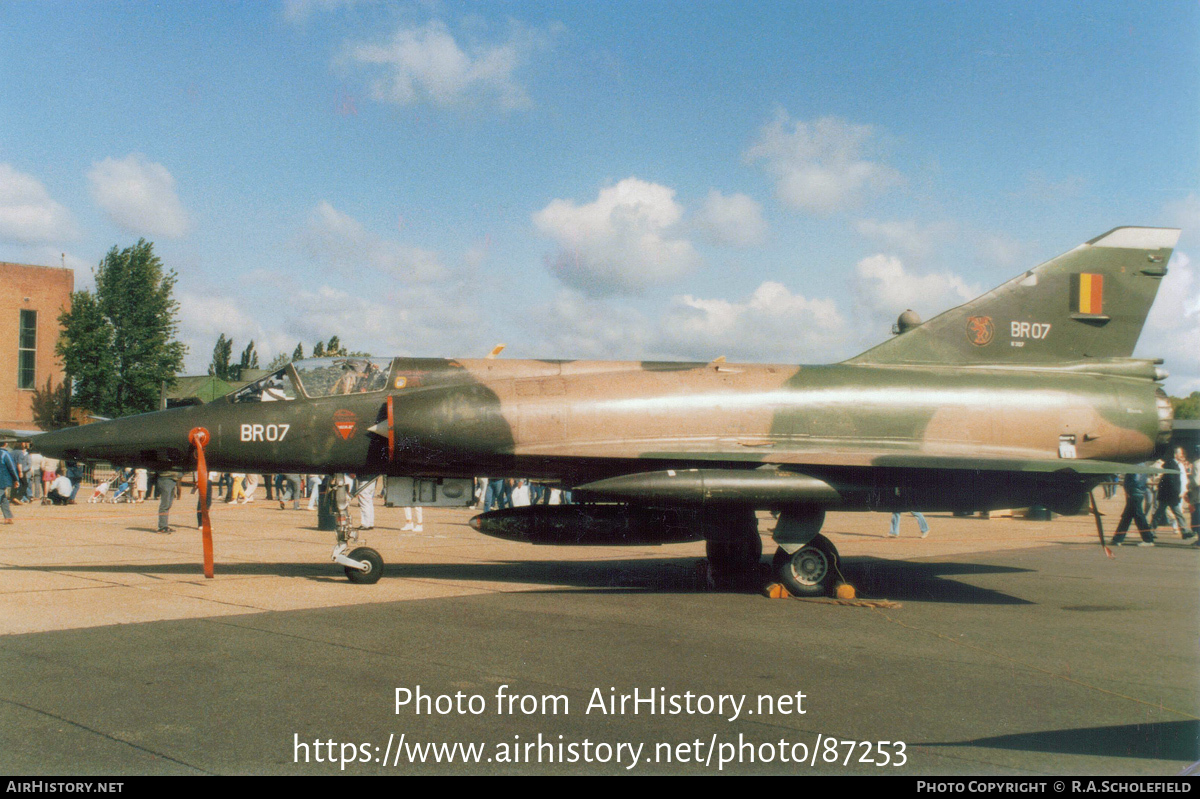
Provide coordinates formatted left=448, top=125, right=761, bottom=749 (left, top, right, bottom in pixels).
left=533, top=177, right=700, bottom=295
left=178, top=279, right=485, bottom=372
left=345, top=20, right=552, bottom=110
left=1141, top=250, right=1200, bottom=394
left=303, top=201, right=446, bottom=281
left=87, top=154, right=190, bottom=238
left=463, top=239, right=490, bottom=272
left=851, top=253, right=978, bottom=336
left=284, top=283, right=482, bottom=358
left=854, top=218, right=953, bottom=259
left=745, top=111, right=901, bottom=214
left=1164, top=193, right=1200, bottom=238
left=178, top=292, right=259, bottom=342
left=0, top=164, right=77, bottom=243
left=523, top=283, right=849, bottom=364
left=694, top=190, right=766, bottom=247
left=176, top=291, right=298, bottom=374
left=288, top=286, right=396, bottom=342
left=524, top=290, right=654, bottom=359
left=974, top=233, right=1030, bottom=270
left=662, top=282, right=848, bottom=362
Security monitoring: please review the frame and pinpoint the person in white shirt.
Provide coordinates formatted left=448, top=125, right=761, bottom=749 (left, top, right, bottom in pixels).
left=47, top=474, right=73, bottom=505
left=28, top=452, right=43, bottom=500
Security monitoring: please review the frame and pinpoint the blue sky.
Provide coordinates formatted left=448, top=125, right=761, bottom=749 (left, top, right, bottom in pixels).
left=2, top=1, right=1198, bottom=390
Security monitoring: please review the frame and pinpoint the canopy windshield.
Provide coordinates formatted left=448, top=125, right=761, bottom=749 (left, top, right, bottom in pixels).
left=229, top=368, right=299, bottom=403
left=291, top=357, right=392, bottom=398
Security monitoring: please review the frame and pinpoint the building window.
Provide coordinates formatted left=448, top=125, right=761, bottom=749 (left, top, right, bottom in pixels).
left=18, top=309, right=36, bottom=390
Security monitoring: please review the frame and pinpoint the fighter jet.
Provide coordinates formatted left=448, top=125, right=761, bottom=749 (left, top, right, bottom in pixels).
left=33, top=227, right=1180, bottom=595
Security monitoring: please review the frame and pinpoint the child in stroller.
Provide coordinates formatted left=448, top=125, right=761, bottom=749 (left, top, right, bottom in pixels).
left=88, top=481, right=111, bottom=503
left=108, top=469, right=135, bottom=503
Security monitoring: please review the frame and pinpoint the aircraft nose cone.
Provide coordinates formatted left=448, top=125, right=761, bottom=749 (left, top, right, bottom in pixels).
left=33, top=410, right=194, bottom=467
left=32, top=424, right=97, bottom=460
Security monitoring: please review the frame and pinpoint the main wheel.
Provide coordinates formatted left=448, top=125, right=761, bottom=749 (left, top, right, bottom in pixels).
left=345, top=547, right=384, bottom=584
left=774, top=535, right=839, bottom=597
left=706, top=531, right=763, bottom=586
left=703, top=509, right=762, bottom=588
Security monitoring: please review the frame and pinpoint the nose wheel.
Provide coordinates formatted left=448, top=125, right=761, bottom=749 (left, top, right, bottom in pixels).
left=329, top=474, right=385, bottom=584
left=341, top=546, right=383, bottom=584
left=773, top=535, right=839, bottom=597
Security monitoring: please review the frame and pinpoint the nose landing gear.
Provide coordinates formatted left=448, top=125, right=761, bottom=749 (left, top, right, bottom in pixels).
left=338, top=545, right=383, bottom=584
left=328, top=474, right=384, bottom=584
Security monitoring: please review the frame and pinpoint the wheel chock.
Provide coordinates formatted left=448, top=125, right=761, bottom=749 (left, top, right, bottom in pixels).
left=764, top=583, right=790, bottom=599
left=764, top=582, right=858, bottom=600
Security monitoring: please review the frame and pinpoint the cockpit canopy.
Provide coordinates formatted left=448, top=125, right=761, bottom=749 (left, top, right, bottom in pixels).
left=292, top=357, right=392, bottom=397
left=229, top=357, right=394, bottom=403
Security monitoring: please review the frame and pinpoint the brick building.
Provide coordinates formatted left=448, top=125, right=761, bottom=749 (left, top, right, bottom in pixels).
left=0, top=261, right=74, bottom=431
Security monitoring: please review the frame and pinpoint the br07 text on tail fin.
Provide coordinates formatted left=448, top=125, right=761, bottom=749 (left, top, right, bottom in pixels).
left=849, top=226, right=1180, bottom=366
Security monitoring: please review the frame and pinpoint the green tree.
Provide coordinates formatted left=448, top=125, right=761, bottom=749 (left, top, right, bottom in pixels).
left=299, top=337, right=367, bottom=361
left=264, top=342, right=313, bottom=372
left=311, top=336, right=370, bottom=357
left=231, top=339, right=258, bottom=380
left=238, top=340, right=258, bottom=371
left=208, top=333, right=233, bottom=380
left=56, top=290, right=116, bottom=416
left=57, top=240, right=186, bottom=417
left=30, top=377, right=73, bottom=431
left=1171, top=392, right=1200, bottom=420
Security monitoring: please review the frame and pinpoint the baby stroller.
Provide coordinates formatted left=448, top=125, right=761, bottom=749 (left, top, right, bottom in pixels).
left=88, top=481, right=111, bottom=503
left=108, top=470, right=135, bottom=503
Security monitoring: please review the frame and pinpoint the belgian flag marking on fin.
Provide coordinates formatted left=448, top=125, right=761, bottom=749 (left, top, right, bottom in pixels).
left=1070, top=273, right=1104, bottom=315
left=846, top=227, right=1179, bottom=366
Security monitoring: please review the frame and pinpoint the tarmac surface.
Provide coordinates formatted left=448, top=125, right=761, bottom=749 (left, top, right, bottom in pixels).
left=0, top=489, right=1197, bottom=775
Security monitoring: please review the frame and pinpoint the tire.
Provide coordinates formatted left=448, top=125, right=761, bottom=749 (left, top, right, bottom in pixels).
left=704, top=510, right=762, bottom=587
left=774, top=535, right=838, bottom=597
left=345, top=547, right=384, bottom=584
left=706, top=530, right=763, bottom=582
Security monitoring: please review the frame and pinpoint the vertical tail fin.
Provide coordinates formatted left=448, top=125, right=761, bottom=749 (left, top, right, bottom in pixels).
left=849, top=227, right=1181, bottom=366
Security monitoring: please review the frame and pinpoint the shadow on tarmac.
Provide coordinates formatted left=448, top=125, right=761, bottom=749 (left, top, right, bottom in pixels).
left=922, top=720, right=1199, bottom=761
left=2, top=554, right=1034, bottom=603
left=844, top=557, right=1034, bottom=605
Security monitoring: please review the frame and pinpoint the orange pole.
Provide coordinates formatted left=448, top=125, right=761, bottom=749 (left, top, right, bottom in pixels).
left=387, top=394, right=395, bottom=461
left=189, top=427, right=215, bottom=578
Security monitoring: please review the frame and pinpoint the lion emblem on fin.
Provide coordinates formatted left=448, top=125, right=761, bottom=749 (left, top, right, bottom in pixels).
left=966, top=316, right=994, bottom=346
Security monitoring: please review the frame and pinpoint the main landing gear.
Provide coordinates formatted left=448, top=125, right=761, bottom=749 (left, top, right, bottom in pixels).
left=328, top=474, right=384, bottom=584
left=701, top=506, right=841, bottom=595
left=772, top=535, right=839, bottom=597
left=770, top=506, right=840, bottom=597
left=704, top=509, right=763, bottom=589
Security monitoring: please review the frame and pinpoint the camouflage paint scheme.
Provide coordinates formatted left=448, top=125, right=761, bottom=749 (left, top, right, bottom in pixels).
left=33, top=227, right=1181, bottom=589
